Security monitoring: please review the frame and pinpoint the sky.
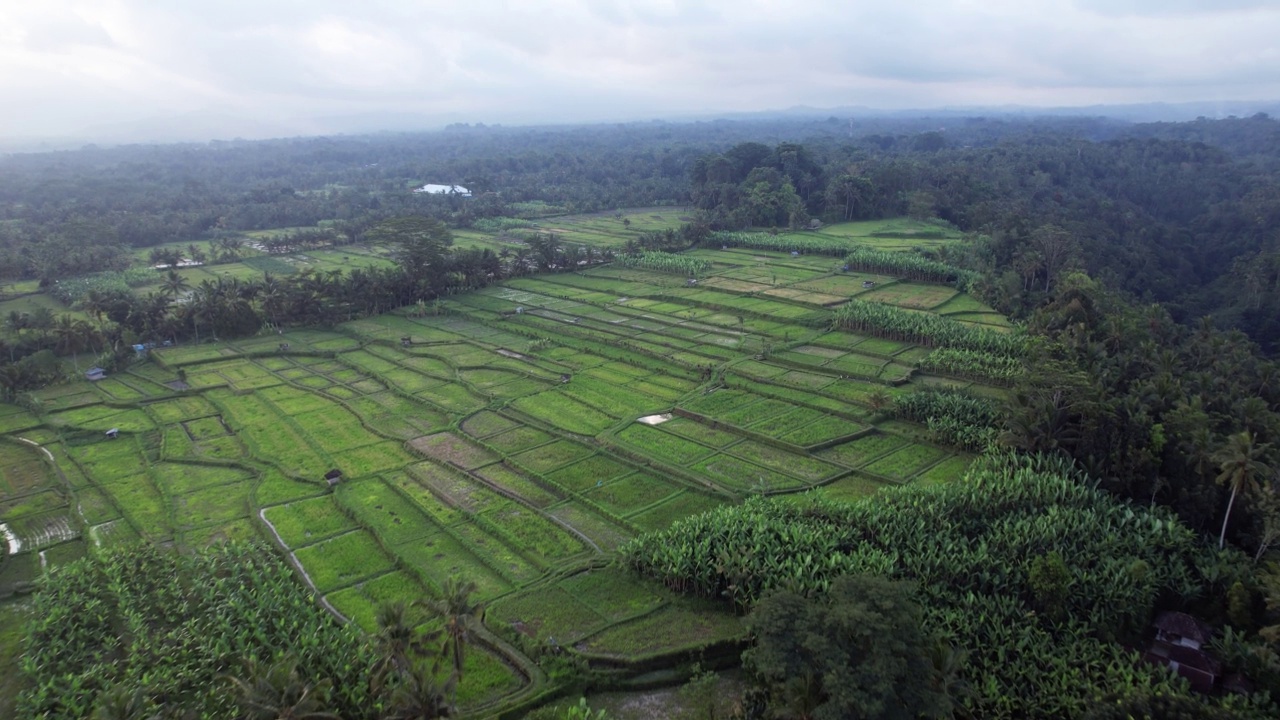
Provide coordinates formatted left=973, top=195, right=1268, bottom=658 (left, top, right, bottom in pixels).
left=1, top=0, right=1278, bottom=142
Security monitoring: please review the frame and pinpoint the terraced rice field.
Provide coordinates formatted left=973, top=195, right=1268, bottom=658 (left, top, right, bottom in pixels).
left=0, top=226, right=1005, bottom=710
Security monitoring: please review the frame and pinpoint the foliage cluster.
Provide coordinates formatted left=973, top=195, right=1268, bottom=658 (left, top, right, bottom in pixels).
left=999, top=274, right=1280, bottom=553
left=613, top=251, right=711, bottom=277
left=622, top=452, right=1267, bottom=718
left=892, top=389, right=1000, bottom=452
left=832, top=299, right=1025, bottom=355
left=18, top=543, right=378, bottom=719
left=917, top=346, right=1021, bottom=385
left=47, top=268, right=157, bottom=306
left=743, top=575, right=950, bottom=720
left=844, top=246, right=976, bottom=287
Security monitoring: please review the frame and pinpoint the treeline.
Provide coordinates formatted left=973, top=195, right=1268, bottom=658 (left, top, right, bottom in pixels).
left=686, top=121, right=1280, bottom=351
left=0, top=218, right=608, bottom=399
left=5, top=116, right=1280, bottom=349
left=1001, top=272, right=1280, bottom=555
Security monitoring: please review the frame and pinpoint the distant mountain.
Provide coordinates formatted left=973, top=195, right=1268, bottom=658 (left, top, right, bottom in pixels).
left=3, top=100, right=1277, bottom=150
left=686, top=100, right=1280, bottom=124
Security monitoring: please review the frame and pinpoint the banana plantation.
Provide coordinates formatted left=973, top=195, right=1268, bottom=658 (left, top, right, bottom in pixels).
left=622, top=452, right=1268, bottom=718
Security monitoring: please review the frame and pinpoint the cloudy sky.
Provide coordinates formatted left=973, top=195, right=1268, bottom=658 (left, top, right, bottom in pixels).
left=1, top=0, right=1277, bottom=141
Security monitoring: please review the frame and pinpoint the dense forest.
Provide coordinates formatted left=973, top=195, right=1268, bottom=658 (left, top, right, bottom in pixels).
left=4, top=113, right=1280, bottom=716
left=3, top=114, right=1279, bottom=347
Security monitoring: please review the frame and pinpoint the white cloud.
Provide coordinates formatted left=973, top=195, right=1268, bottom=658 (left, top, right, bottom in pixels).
left=0, top=0, right=1277, bottom=140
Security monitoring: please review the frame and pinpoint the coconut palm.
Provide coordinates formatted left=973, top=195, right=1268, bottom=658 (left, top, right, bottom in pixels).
left=420, top=576, right=483, bottom=703
left=381, top=662, right=454, bottom=720
left=52, top=315, right=92, bottom=371
left=223, top=655, right=339, bottom=720
left=161, top=270, right=191, bottom=299
left=1212, top=432, right=1274, bottom=549
left=371, top=601, right=436, bottom=695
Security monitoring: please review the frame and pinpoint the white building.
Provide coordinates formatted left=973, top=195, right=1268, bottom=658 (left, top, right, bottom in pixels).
left=413, top=184, right=471, bottom=197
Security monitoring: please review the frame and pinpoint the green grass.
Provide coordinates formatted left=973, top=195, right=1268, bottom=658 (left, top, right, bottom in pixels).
left=558, top=567, right=665, bottom=622
left=779, top=416, right=866, bottom=447
left=150, top=463, right=251, bottom=494
left=171, top=482, right=252, bottom=529
left=725, top=440, right=840, bottom=482
left=473, top=463, right=562, bottom=508
left=411, top=462, right=505, bottom=514
left=512, top=391, right=614, bottom=435
left=819, top=432, right=910, bottom=467
left=0, top=442, right=54, bottom=497
left=481, top=499, right=588, bottom=561
left=74, top=487, right=122, bottom=525
left=255, top=469, right=325, bottom=507
left=546, top=503, right=631, bottom=550
left=336, top=477, right=437, bottom=546
left=409, top=433, right=499, bottom=470
left=680, top=389, right=756, bottom=417
left=460, top=411, right=520, bottom=439
left=391, top=469, right=469, bottom=527
left=482, top=425, right=553, bottom=454
left=579, top=600, right=742, bottom=657
left=660, top=417, right=741, bottom=448
left=263, top=496, right=357, bottom=548
left=615, top=423, right=715, bottom=466
left=293, top=530, right=396, bottom=592
left=489, top=586, right=608, bottom=643
left=915, top=454, right=974, bottom=487
left=101, top=475, right=170, bottom=539
left=333, top=441, right=415, bottom=477
left=820, top=474, right=890, bottom=501
left=582, top=472, right=681, bottom=517
left=689, top=453, right=806, bottom=493
left=746, top=406, right=824, bottom=437
left=390, top=531, right=511, bottom=599
left=362, top=570, right=429, bottom=609
left=546, top=454, right=634, bottom=493
left=511, top=440, right=594, bottom=474
left=864, top=443, right=951, bottom=482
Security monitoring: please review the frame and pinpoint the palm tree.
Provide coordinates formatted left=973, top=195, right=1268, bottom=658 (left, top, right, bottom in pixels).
left=421, top=576, right=483, bottom=703
left=28, top=306, right=55, bottom=347
left=4, top=310, right=27, bottom=338
left=259, top=273, right=287, bottom=330
left=78, top=289, right=110, bottom=331
left=382, top=662, right=454, bottom=720
left=926, top=639, right=974, bottom=720
left=52, top=315, right=90, bottom=371
left=1211, top=431, right=1274, bottom=549
left=867, top=388, right=892, bottom=414
left=371, top=601, right=435, bottom=694
left=223, top=655, right=339, bottom=720
left=161, top=270, right=191, bottom=299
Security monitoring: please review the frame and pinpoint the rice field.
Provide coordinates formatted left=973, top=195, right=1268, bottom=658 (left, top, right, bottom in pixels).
left=0, top=222, right=1008, bottom=710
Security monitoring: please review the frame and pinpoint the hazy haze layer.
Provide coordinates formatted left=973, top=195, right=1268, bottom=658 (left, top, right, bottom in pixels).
left=2, top=0, right=1278, bottom=141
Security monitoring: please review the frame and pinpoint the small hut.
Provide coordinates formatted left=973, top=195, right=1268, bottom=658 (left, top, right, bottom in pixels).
left=324, top=469, right=344, bottom=489
left=105, top=428, right=119, bottom=440
left=401, top=336, right=413, bottom=347
left=85, top=367, right=106, bottom=381
left=1143, top=612, right=1222, bottom=694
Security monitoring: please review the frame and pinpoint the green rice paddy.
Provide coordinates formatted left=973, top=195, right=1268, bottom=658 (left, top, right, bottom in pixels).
left=0, top=217, right=1005, bottom=712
